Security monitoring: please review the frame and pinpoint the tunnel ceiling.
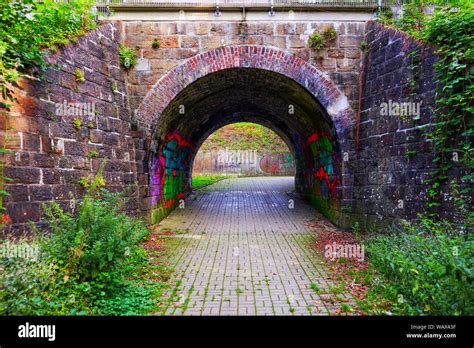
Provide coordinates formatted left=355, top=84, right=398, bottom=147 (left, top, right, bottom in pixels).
left=153, top=68, right=338, bottom=158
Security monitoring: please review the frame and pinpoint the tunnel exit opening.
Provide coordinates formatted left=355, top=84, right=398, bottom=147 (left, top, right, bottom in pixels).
left=191, top=122, right=296, bottom=183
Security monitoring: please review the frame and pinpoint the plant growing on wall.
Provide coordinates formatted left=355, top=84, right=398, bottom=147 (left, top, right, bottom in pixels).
left=0, top=0, right=97, bottom=226
left=87, top=150, right=98, bottom=159
left=322, top=27, right=338, bottom=43
left=396, top=2, right=427, bottom=36
left=378, top=3, right=473, bottom=222
left=152, top=38, right=160, bottom=49
left=74, top=67, right=85, bottom=82
left=421, top=7, right=473, bottom=223
left=118, top=44, right=138, bottom=69
left=308, top=27, right=338, bottom=51
left=72, top=117, right=82, bottom=130
left=308, top=31, right=325, bottom=51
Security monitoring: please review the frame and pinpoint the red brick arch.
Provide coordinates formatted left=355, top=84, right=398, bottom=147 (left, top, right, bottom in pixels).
left=137, top=45, right=354, bottom=140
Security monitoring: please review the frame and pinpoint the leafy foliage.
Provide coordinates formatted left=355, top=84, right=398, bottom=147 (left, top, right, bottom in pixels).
left=1, top=171, right=170, bottom=315
left=322, top=27, right=338, bottom=42
left=200, top=122, right=289, bottom=153
left=364, top=219, right=473, bottom=315
left=308, top=32, right=326, bottom=51
left=420, top=7, right=473, bottom=216
left=0, top=0, right=97, bottom=226
left=152, top=38, right=160, bottom=49
left=378, top=4, right=473, bottom=223
left=74, top=67, right=85, bottom=82
left=308, top=27, right=338, bottom=51
left=0, top=0, right=97, bottom=76
left=396, top=2, right=427, bottom=35
left=118, top=44, right=138, bottom=69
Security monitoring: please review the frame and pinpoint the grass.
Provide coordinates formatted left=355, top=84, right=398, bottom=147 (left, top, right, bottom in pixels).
left=310, top=282, right=321, bottom=293
left=191, top=174, right=237, bottom=189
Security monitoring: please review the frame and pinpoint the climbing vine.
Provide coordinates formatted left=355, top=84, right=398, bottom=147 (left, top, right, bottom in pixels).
left=420, top=7, right=473, bottom=226
left=378, top=3, right=473, bottom=226
left=0, top=0, right=97, bottom=227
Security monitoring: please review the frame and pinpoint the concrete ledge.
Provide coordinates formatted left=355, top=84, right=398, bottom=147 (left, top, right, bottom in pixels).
left=104, top=10, right=375, bottom=22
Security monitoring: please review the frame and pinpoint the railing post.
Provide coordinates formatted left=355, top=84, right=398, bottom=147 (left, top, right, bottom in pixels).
left=214, top=0, right=222, bottom=17
left=268, top=0, right=275, bottom=17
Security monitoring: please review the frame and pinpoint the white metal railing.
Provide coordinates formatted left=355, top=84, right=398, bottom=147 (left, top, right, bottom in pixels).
left=91, top=0, right=380, bottom=8
left=52, top=0, right=450, bottom=7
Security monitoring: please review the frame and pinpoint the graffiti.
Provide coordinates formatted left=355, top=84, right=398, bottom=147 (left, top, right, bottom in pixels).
left=259, top=153, right=295, bottom=175
left=193, top=150, right=295, bottom=176
left=307, top=132, right=339, bottom=198
left=217, top=148, right=258, bottom=166
left=150, top=133, right=191, bottom=209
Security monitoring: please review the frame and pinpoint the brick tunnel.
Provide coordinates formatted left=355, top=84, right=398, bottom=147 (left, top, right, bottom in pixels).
left=1, top=19, right=460, bottom=235
left=137, top=45, right=355, bottom=224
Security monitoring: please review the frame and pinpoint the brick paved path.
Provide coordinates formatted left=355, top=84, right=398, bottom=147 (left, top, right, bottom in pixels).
left=157, top=177, right=352, bottom=315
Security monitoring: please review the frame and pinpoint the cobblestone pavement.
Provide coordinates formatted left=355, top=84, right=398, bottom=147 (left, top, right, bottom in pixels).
left=157, top=177, right=353, bottom=315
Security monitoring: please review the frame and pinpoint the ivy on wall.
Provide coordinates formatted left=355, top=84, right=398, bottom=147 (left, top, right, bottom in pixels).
left=0, top=0, right=97, bottom=226
left=378, top=3, right=473, bottom=227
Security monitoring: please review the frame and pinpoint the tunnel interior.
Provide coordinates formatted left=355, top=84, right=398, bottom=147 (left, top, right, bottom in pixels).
left=192, top=122, right=296, bottom=177
left=147, top=68, right=343, bottom=223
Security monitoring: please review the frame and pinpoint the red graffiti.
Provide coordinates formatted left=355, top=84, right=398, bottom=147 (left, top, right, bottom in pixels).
left=308, top=132, right=339, bottom=197
left=151, top=132, right=191, bottom=209
left=314, top=167, right=339, bottom=193
left=259, top=153, right=295, bottom=175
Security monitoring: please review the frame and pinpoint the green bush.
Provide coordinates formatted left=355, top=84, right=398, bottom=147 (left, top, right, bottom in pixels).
left=0, top=187, right=156, bottom=315
left=0, top=240, right=60, bottom=315
left=366, top=219, right=473, bottom=315
left=396, top=3, right=427, bottom=36
left=0, top=0, right=97, bottom=76
left=322, top=27, right=338, bottom=42
left=308, top=27, right=338, bottom=51
left=40, top=190, right=149, bottom=284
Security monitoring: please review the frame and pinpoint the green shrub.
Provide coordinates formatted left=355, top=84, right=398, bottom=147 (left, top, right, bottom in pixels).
left=0, top=240, right=59, bottom=315
left=1, top=182, right=156, bottom=315
left=41, top=190, right=149, bottom=284
left=308, top=27, right=338, bottom=51
left=118, top=44, right=138, bottom=69
left=0, top=0, right=97, bottom=75
left=308, top=31, right=325, bottom=51
left=74, top=67, right=85, bottom=82
left=72, top=117, right=82, bottom=129
left=87, top=150, right=98, bottom=159
left=396, top=3, right=427, bottom=36
left=366, top=219, right=473, bottom=315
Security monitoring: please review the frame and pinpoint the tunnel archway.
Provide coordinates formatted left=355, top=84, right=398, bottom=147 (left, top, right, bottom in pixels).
left=136, top=45, right=355, bottom=225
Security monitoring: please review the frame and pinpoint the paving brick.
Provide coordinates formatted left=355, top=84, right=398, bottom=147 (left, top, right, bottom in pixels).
left=159, top=177, right=352, bottom=316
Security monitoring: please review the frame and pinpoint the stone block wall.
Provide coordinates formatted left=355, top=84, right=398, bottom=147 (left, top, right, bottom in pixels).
left=122, top=20, right=366, bottom=112
left=3, top=18, right=467, bottom=235
left=352, top=21, right=442, bottom=230
left=2, top=22, right=141, bottom=235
